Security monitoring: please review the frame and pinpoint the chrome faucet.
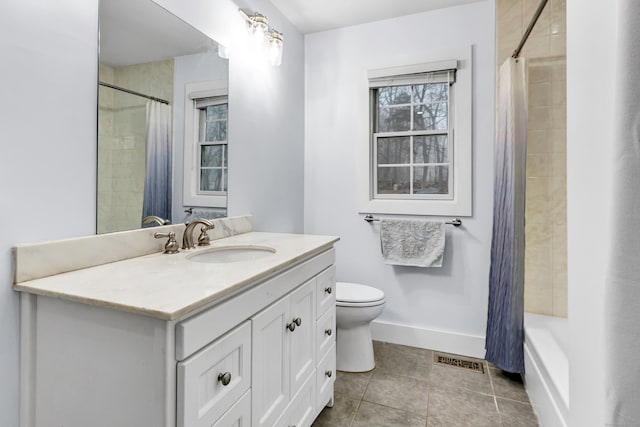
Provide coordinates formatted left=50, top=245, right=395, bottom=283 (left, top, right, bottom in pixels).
left=142, top=215, right=170, bottom=226
left=182, top=219, right=215, bottom=250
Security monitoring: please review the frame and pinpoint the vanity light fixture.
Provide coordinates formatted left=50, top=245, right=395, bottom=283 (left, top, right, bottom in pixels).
left=239, top=9, right=284, bottom=66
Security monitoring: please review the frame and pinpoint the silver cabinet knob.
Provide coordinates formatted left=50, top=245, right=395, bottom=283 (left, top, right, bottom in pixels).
left=218, top=372, right=232, bottom=386
left=325, top=370, right=333, bottom=378
left=287, top=317, right=302, bottom=331
left=324, top=286, right=332, bottom=294
left=325, top=328, right=332, bottom=336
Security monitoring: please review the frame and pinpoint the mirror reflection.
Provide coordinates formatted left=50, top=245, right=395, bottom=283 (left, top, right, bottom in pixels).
left=98, top=0, right=229, bottom=234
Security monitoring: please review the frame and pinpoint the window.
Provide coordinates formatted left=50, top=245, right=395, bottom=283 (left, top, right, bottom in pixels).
left=196, top=97, right=228, bottom=194
left=372, top=71, right=454, bottom=199
left=357, top=48, right=472, bottom=216
left=183, top=80, right=228, bottom=208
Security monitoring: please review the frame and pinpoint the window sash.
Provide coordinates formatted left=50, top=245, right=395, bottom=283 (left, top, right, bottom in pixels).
left=373, top=132, right=453, bottom=200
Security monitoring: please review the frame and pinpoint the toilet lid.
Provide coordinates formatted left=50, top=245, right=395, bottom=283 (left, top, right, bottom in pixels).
left=336, top=282, right=385, bottom=303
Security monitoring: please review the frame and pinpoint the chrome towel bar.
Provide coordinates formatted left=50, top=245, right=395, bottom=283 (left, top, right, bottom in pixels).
left=363, top=214, right=462, bottom=227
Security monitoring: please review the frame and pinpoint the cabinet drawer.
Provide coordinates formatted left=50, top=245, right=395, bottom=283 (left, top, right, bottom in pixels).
left=316, top=343, right=336, bottom=411
left=212, top=390, right=251, bottom=427
left=316, top=307, right=336, bottom=361
left=178, top=321, right=251, bottom=427
left=315, top=266, right=335, bottom=318
left=274, top=371, right=316, bottom=427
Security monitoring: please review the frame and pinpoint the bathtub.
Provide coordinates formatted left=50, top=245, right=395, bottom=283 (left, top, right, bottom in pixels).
left=523, top=313, right=569, bottom=427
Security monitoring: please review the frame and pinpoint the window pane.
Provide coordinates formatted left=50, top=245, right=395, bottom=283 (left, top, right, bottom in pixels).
left=201, top=169, right=225, bottom=192
left=206, top=104, right=227, bottom=120
left=378, top=106, right=411, bottom=132
left=413, top=166, right=449, bottom=194
left=205, top=120, right=227, bottom=141
left=412, top=83, right=448, bottom=103
left=413, top=135, right=448, bottom=163
left=201, top=145, right=223, bottom=167
left=414, top=102, right=448, bottom=130
left=377, top=137, right=410, bottom=164
left=378, top=86, right=411, bottom=106
left=377, top=167, right=410, bottom=194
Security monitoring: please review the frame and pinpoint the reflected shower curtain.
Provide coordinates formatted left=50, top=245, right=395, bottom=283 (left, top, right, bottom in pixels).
left=142, top=101, right=172, bottom=222
left=485, top=58, right=527, bottom=374
left=604, top=0, right=640, bottom=424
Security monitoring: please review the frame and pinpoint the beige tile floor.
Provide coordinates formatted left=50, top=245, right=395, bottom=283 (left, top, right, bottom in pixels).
left=313, top=341, right=539, bottom=427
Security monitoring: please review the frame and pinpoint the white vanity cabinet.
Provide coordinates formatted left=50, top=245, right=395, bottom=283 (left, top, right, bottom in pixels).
left=19, top=246, right=336, bottom=427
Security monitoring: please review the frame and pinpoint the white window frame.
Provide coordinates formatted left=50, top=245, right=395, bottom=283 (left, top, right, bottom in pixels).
left=357, top=47, right=473, bottom=217
left=183, top=80, right=228, bottom=208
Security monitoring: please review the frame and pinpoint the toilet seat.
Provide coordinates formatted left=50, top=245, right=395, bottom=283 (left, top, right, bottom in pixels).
left=336, top=282, right=385, bottom=307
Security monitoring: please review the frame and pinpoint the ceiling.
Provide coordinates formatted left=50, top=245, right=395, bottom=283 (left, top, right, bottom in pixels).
left=270, top=0, right=484, bottom=34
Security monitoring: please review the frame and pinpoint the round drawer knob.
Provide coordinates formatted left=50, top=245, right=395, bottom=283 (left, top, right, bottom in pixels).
left=325, top=328, right=332, bottom=336
left=294, top=317, right=302, bottom=327
left=325, top=287, right=332, bottom=294
left=325, top=370, right=333, bottom=378
left=286, top=322, right=296, bottom=332
left=218, top=372, right=232, bottom=386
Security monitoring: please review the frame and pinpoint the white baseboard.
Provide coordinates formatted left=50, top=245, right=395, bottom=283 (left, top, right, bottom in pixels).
left=370, top=319, right=486, bottom=359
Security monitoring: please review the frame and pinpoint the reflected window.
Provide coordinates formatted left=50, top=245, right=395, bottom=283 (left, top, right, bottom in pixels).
left=197, top=98, right=228, bottom=194
left=183, top=79, right=228, bottom=208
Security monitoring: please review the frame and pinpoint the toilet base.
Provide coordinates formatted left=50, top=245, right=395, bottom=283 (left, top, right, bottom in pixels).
left=336, top=323, right=376, bottom=372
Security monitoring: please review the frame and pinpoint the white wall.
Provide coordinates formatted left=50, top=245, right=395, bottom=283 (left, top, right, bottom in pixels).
left=0, top=0, right=305, bottom=423
left=566, top=0, right=615, bottom=425
left=0, top=1, right=99, bottom=425
left=304, top=1, right=495, bottom=356
left=155, top=0, right=306, bottom=233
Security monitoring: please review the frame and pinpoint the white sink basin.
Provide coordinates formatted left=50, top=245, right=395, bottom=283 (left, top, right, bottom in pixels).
left=186, top=245, right=276, bottom=263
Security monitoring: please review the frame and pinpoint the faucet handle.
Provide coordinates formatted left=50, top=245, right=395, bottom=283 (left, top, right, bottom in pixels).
left=197, top=225, right=213, bottom=246
left=154, top=231, right=179, bottom=254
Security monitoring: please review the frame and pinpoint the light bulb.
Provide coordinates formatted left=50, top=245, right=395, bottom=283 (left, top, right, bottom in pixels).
left=249, top=13, right=269, bottom=49
left=217, top=44, right=229, bottom=59
left=267, top=30, right=283, bottom=66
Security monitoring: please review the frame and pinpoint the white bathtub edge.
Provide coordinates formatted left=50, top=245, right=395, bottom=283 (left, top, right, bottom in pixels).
left=524, top=339, right=568, bottom=427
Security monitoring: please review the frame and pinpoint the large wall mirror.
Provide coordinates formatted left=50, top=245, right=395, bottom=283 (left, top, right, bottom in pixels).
left=98, top=0, right=229, bottom=234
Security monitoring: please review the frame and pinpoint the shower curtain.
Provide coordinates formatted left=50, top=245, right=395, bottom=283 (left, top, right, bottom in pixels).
left=604, top=0, right=640, bottom=424
left=485, top=58, right=527, bottom=374
left=142, top=101, right=172, bottom=223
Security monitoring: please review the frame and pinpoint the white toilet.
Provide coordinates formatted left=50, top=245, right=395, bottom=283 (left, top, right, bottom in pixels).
left=335, top=282, right=386, bottom=372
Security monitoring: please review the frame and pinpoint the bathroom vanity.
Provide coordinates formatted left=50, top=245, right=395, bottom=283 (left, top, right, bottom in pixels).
left=13, top=216, right=338, bottom=427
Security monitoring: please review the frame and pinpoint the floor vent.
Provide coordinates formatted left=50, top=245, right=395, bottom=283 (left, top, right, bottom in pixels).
left=434, top=353, right=485, bottom=374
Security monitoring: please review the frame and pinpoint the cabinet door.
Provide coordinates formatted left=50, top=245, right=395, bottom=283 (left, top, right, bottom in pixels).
left=213, top=390, right=251, bottom=427
left=251, top=297, right=291, bottom=427
left=274, top=371, right=316, bottom=427
left=289, top=279, right=316, bottom=397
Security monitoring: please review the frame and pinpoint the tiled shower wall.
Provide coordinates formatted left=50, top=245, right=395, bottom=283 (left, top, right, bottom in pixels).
left=496, top=0, right=567, bottom=317
left=97, top=59, right=174, bottom=234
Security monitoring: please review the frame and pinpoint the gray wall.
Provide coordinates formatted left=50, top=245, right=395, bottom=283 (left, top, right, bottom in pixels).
left=304, top=1, right=495, bottom=355
left=0, top=1, right=99, bottom=425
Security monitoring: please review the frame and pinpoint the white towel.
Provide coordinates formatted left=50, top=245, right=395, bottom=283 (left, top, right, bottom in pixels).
left=380, top=219, right=445, bottom=267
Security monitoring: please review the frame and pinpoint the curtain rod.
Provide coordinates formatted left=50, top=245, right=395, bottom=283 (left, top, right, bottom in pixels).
left=512, top=0, right=550, bottom=59
left=98, top=81, right=169, bottom=105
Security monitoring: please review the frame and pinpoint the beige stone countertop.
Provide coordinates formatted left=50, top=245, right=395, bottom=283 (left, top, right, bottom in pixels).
left=14, top=232, right=339, bottom=320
